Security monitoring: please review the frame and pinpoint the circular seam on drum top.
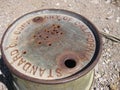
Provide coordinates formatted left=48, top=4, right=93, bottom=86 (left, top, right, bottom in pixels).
left=1, top=9, right=102, bottom=84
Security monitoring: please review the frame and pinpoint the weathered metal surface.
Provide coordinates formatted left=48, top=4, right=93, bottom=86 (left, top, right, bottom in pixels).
left=14, top=70, right=94, bottom=90
left=0, top=9, right=102, bottom=90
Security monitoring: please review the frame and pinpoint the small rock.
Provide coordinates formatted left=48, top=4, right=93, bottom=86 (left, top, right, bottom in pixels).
left=104, top=86, right=110, bottom=90
left=95, top=73, right=101, bottom=79
left=115, top=67, right=120, bottom=72
left=112, top=74, right=118, bottom=80
left=68, top=4, right=72, bottom=7
left=105, top=0, right=112, bottom=4
left=64, top=0, right=67, bottom=3
left=103, top=61, right=105, bottom=64
left=116, top=17, right=120, bottom=23
left=90, top=0, right=100, bottom=4
left=100, top=87, right=104, bottom=90
left=107, top=9, right=114, bottom=15
left=107, top=48, right=111, bottom=52
left=103, top=28, right=109, bottom=34
left=106, top=15, right=114, bottom=20
left=105, top=52, right=110, bottom=56
left=74, top=0, right=79, bottom=2
left=113, top=65, right=120, bottom=72
left=104, top=59, right=111, bottom=64
left=98, top=78, right=105, bottom=84
left=113, top=64, right=117, bottom=69
left=102, top=37, right=106, bottom=44
left=93, top=87, right=96, bottom=90
left=106, top=9, right=115, bottom=20
left=111, top=0, right=120, bottom=7
left=56, top=3, right=60, bottom=6
left=110, top=83, right=118, bottom=90
left=109, top=79, right=112, bottom=83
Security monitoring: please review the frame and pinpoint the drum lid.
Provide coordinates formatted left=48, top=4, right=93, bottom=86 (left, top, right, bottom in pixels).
left=1, top=9, right=102, bottom=84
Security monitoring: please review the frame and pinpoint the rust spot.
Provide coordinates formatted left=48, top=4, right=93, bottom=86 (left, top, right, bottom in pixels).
left=34, top=24, right=64, bottom=46
left=57, top=25, right=60, bottom=28
left=58, top=19, right=61, bottom=21
left=56, top=31, right=59, bottom=33
left=56, top=51, right=82, bottom=74
left=44, top=29, right=48, bottom=32
left=22, top=51, right=27, bottom=54
left=53, top=29, right=56, bottom=31
left=47, top=42, right=52, bottom=46
left=32, top=17, right=44, bottom=23
left=46, top=36, right=49, bottom=38
left=38, top=41, right=42, bottom=45
left=47, top=30, right=50, bottom=33
left=60, top=32, right=63, bottom=35
left=33, top=35, right=36, bottom=38
left=48, top=43, right=52, bottom=46
left=51, top=32, right=55, bottom=35
left=53, top=24, right=55, bottom=26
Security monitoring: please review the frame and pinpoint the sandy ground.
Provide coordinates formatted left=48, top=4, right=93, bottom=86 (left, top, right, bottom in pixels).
left=0, top=0, right=120, bottom=90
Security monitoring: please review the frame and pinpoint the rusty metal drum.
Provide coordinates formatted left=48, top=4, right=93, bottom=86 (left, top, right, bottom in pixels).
left=1, top=9, right=102, bottom=90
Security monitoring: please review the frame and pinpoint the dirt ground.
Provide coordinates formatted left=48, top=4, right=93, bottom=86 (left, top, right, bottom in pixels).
left=0, top=0, right=120, bottom=90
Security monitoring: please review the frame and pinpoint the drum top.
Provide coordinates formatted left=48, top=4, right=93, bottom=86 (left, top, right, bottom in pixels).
left=1, top=9, right=102, bottom=84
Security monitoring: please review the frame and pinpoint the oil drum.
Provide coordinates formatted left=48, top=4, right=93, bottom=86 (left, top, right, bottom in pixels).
left=0, top=9, right=102, bottom=90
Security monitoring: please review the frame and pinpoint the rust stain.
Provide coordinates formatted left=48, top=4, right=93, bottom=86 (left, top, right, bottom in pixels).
left=32, top=16, right=44, bottom=23
left=56, top=51, right=83, bottom=74
left=22, top=50, right=27, bottom=54
left=33, top=24, right=64, bottom=46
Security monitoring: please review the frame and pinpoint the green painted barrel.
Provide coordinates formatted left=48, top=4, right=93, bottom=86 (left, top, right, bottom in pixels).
left=1, top=9, right=102, bottom=90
